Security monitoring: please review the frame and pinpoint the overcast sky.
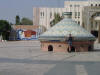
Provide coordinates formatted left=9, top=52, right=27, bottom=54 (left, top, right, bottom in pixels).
left=0, top=0, right=96, bottom=23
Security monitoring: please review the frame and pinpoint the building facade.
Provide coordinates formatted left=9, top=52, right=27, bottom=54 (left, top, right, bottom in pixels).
left=82, top=6, right=100, bottom=32
left=33, top=7, right=65, bottom=29
left=33, top=1, right=100, bottom=31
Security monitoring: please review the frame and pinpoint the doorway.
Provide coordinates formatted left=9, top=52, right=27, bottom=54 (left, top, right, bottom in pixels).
left=71, top=46, right=75, bottom=52
left=88, top=45, right=92, bottom=51
left=48, top=45, right=53, bottom=51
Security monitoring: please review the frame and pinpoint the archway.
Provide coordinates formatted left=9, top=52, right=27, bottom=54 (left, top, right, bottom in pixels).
left=71, top=46, right=75, bottom=52
left=91, top=30, right=98, bottom=38
left=48, top=45, right=53, bottom=51
left=88, top=45, right=93, bottom=51
left=91, top=12, right=100, bottom=43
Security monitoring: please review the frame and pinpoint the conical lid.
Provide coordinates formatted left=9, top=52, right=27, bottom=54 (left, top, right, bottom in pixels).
left=39, top=18, right=95, bottom=41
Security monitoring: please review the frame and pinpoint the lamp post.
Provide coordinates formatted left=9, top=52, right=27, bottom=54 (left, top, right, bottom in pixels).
left=94, top=16, right=100, bottom=43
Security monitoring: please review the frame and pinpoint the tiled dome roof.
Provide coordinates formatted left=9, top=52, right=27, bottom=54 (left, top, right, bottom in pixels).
left=39, top=18, right=95, bottom=41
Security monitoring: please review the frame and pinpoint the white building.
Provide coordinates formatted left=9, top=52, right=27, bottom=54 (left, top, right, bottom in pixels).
left=33, top=1, right=100, bottom=31
left=33, top=7, right=65, bottom=29
left=65, top=1, right=100, bottom=31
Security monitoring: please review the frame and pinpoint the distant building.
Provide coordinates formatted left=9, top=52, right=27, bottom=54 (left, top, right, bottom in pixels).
left=33, top=8, right=40, bottom=26
left=33, top=1, right=100, bottom=32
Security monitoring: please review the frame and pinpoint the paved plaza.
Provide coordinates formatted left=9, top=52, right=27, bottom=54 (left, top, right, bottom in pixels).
left=0, top=41, right=100, bottom=75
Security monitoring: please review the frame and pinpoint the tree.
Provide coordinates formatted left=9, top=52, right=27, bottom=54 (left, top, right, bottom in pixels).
left=50, top=13, right=63, bottom=27
left=21, top=17, right=33, bottom=25
left=0, top=20, right=11, bottom=40
left=15, top=15, right=20, bottom=25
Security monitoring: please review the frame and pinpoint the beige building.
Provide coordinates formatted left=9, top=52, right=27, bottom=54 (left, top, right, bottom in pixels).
left=33, top=7, right=65, bottom=29
left=33, top=8, right=40, bottom=26
left=83, top=6, right=100, bottom=32
left=33, top=1, right=100, bottom=31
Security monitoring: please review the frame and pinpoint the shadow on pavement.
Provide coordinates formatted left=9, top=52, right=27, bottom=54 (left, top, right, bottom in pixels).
left=90, top=49, right=100, bottom=52
left=0, top=57, right=99, bottom=75
left=0, top=57, right=99, bottom=64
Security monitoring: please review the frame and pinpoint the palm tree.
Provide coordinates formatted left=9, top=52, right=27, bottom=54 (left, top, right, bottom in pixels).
left=50, top=13, right=63, bottom=27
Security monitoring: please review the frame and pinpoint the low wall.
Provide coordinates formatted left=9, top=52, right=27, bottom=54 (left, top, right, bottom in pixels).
left=40, top=41, right=94, bottom=52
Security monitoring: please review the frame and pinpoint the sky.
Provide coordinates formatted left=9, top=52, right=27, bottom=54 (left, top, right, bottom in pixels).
left=0, top=0, right=93, bottom=24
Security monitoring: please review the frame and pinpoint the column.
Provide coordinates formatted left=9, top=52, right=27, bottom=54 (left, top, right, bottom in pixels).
left=93, top=20, right=95, bottom=30
left=87, top=18, right=91, bottom=32
left=98, top=22, right=100, bottom=43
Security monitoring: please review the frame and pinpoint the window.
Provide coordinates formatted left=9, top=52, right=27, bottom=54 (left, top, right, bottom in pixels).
left=77, top=5, right=80, bottom=7
left=96, top=13, right=100, bottom=16
left=75, top=12, right=77, bottom=18
left=99, top=4, right=100, bottom=6
left=41, top=12, right=42, bottom=17
left=91, top=4, right=93, bottom=6
left=70, top=5, right=72, bottom=7
left=40, top=12, right=44, bottom=17
left=74, top=5, right=80, bottom=7
left=43, top=12, right=44, bottom=17
left=78, top=12, right=80, bottom=18
left=78, top=21, right=80, bottom=25
left=75, top=12, right=80, bottom=18
left=59, top=45, right=62, bottom=47
left=74, top=5, right=77, bottom=7
left=50, top=12, right=52, bottom=18
left=95, top=4, right=97, bottom=6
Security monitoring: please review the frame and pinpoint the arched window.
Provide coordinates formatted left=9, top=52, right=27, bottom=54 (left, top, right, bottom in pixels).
left=95, top=4, right=97, bottom=6
left=40, top=12, right=44, bottom=17
left=48, top=45, right=53, bottom=51
left=50, top=12, right=52, bottom=18
left=43, top=12, right=44, bottom=17
left=91, top=4, right=93, bottom=6
left=41, top=12, right=42, bottom=17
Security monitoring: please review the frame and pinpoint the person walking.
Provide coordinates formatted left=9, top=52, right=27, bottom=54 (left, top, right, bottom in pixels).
left=68, top=34, right=73, bottom=53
